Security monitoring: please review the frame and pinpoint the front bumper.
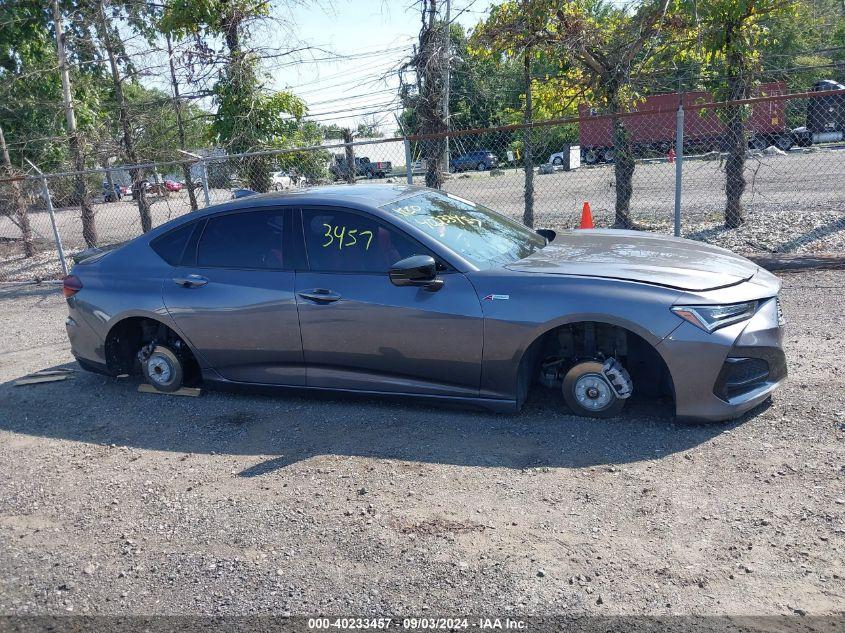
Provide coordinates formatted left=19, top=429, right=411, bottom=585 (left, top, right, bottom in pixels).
left=658, top=297, right=786, bottom=421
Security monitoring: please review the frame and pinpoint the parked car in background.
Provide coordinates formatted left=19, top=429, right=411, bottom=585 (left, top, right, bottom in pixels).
left=410, top=159, right=427, bottom=174
left=63, top=184, right=785, bottom=422
left=450, top=150, right=498, bottom=172
left=330, top=156, right=392, bottom=180
left=129, top=180, right=168, bottom=199
left=164, top=180, right=183, bottom=192
left=271, top=170, right=304, bottom=190
left=102, top=182, right=122, bottom=202
left=119, top=185, right=130, bottom=195
left=231, top=188, right=257, bottom=199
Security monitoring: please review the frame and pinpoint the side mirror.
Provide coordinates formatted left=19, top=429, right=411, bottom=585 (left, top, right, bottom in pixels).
left=536, top=228, right=556, bottom=243
left=389, top=255, right=443, bottom=291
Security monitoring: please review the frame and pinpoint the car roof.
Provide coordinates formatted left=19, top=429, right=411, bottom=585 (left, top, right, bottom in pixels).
left=153, top=184, right=427, bottom=234
left=220, top=184, right=421, bottom=210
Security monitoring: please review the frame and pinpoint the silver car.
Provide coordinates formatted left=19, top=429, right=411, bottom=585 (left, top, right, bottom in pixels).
left=63, top=185, right=786, bottom=421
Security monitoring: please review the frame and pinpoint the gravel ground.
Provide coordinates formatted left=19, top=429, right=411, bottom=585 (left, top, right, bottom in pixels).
left=2, top=147, right=844, bottom=281
left=0, top=270, right=843, bottom=620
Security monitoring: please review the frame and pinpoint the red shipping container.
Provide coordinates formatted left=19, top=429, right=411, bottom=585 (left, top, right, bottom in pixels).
left=578, top=82, right=788, bottom=158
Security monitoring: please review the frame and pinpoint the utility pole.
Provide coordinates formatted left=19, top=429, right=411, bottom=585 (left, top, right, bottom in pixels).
left=442, top=0, right=451, bottom=173
left=52, top=0, right=97, bottom=246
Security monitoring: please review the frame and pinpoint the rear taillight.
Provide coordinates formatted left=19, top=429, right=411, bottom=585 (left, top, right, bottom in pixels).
left=62, top=274, right=82, bottom=298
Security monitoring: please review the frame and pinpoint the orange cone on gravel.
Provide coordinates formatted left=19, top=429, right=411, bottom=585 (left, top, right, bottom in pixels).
left=579, top=201, right=594, bottom=229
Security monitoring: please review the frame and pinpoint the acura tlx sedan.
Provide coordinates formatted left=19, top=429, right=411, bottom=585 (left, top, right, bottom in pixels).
left=63, top=185, right=786, bottom=421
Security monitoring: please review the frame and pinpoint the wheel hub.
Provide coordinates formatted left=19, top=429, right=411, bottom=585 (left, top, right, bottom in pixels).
left=574, top=374, right=613, bottom=411
left=147, top=354, right=173, bottom=385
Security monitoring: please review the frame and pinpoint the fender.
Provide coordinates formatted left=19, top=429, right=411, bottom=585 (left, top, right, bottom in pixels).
left=470, top=273, right=685, bottom=401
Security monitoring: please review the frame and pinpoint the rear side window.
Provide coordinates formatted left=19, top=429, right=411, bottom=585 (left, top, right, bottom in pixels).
left=197, top=210, right=285, bottom=269
left=150, top=222, right=194, bottom=265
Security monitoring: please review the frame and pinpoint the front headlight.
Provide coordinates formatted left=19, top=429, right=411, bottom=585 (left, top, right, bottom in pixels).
left=671, top=301, right=758, bottom=333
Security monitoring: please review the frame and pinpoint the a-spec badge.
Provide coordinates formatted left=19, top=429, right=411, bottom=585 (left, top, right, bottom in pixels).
left=483, top=294, right=510, bottom=301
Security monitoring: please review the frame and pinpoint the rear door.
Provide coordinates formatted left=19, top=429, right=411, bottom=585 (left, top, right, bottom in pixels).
left=294, top=207, right=483, bottom=397
left=162, top=207, right=304, bottom=385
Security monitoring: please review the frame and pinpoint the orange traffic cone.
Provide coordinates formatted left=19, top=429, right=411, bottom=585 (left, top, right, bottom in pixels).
left=579, top=201, right=594, bottom=229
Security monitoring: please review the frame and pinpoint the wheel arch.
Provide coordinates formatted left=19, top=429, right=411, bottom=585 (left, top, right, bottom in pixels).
left=513, top=314, right=676, bottom=410
left=103, top=312, right=199, bottom=376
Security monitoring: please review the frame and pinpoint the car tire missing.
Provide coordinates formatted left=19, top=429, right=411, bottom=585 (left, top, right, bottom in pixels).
left=562, top=361, right=625, bottom=418
left=142, top=345, right=184, bottom=392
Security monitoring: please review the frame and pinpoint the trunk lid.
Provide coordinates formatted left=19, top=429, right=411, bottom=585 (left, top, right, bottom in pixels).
left=505, top=229, right=758, bottom=291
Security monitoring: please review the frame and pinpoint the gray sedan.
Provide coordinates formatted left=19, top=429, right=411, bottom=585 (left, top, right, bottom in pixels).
left=64, top=185, right=785, bottom=421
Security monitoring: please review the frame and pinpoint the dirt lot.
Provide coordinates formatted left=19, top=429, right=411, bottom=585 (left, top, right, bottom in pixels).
left=0, top=271, right=843, bottom=620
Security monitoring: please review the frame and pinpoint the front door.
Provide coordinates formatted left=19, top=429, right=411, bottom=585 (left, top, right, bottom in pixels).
left=163, top=207, right=305, bottom=385
left=295, top=207, right=483, bottom=397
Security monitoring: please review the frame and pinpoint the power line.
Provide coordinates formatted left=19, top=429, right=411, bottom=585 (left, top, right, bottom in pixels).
left=305, top=98, right=401, bottom=119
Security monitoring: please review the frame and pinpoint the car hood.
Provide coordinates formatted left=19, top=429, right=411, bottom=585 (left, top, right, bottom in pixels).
left=504, top=230, right=758, bottom=291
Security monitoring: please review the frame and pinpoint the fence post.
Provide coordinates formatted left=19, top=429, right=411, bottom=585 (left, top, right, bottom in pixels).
left=199, top=158, right=210, bottom=207
left=342, top=129, right=356, bottom=184
left=25, top=159, right=68, bottom=275
left=674, top=100, right=684, bottom=237
left=39, top=175, right=68, bottom=276
left=404, top=137, right=413, bottom=185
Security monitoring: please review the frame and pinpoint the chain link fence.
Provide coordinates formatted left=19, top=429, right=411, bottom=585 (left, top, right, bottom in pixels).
left=2, top=87, right=844, bottom=282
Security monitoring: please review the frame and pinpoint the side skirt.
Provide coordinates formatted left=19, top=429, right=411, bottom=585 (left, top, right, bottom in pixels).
left=202, top=376, right=519, bottom=414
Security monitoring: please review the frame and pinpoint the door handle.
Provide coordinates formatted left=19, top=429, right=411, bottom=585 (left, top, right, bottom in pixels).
left=298, top=289, right=341, bottom=303
left=172, top=274, right=208, bottom=288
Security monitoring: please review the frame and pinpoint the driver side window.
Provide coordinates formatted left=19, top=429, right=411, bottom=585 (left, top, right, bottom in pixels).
left=302, top=208, right=428, bottom=273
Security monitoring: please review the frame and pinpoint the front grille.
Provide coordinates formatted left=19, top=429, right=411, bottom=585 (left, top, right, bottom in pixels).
left=714, top=357, right=770, bottom=401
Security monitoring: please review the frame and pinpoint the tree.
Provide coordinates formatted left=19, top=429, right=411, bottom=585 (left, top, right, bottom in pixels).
left=402, top=0, right=450, bottom=188
left=472, top=0, right=556, bottom=227
left=91, top=0, right=156, bottom=232
left=165, top=33, right=200, bottom=211
left=0, top=124, right=35, bottom=257
left=161, top=0, right=309, bottom=192
left=691, top=0, right=800, bottom=228
left=547, top=0, right=672, bottom=229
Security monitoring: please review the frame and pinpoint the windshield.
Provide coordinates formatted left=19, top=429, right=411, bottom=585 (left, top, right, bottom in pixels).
left=381, top=191, right=546, bottom=269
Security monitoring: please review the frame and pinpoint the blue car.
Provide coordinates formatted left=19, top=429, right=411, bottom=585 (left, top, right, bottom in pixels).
left=450, top=150, right=498, bottom=172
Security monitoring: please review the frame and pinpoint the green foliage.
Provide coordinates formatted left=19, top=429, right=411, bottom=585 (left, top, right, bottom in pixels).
left=273, top=121, right=331, bottom=181
left=108, top=83, right=209, bottom=161
left=212, top=76, right=306, bottom=151
left=160, top=0, right=270, bottom=38
left=161, top=0, right=312, bottom=191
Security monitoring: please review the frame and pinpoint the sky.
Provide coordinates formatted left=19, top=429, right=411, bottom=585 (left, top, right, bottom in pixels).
left=263, top=0, right=495, bottom=134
